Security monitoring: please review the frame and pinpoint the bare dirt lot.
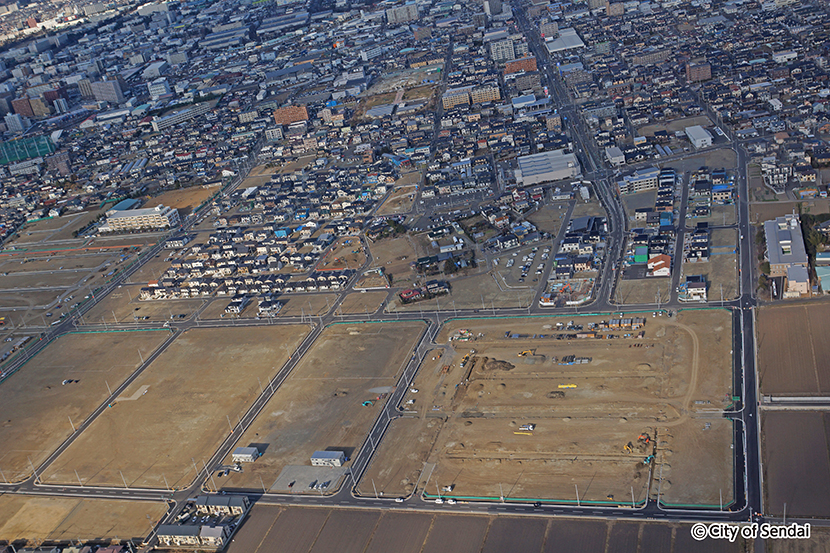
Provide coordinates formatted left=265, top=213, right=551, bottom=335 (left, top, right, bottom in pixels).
left=378, top=185, right=418, bottom=215
left=383, top=310, right=734, bottom=506
left=622, top=190, right=657, bottom=221
left=41, top=325, right=309, bottom=489
left=0, top=496, right=167, bottom=543
left=527, top=203, right=570, bottom=235
left=616, top=277, right=671, bottom=305
left=218, top=321, right=424, bottom=491
left=388, top=272, right=536, bottom=313
left=337, top=291, right=389, bottom=315
left=0, top=330, right=170, bottom=481
left=680, top=229, right=738, bottom=301
left=571, top=197, right=606, bottom=218
left=756, top=303, right=830, bottom=395
left=367, top=235, right=420, bottom=285
left=750, top=199, right=830, bottom=225
left=762, top=411, right=830, bottom=517
left=316, top=237, right=366, bottom=271
left=638, top=116, right=712, bottom=137
left=149, top=186, right=217, bottom=216
left=227, top=505, right=753, bottom=553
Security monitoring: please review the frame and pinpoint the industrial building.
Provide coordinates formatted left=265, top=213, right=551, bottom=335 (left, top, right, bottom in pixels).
left=685, top=125, right=713, bottom=149
left=515, top=149, right=581, bottom=185
left=311, top=450, right=346, bottom=466
left=103, top=204, right=180, bottom=232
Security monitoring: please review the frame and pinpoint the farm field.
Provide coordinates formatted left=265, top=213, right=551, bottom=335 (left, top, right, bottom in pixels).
left=41, top=325, right=309, bottom=489
left=0, top=496, right=167, bottom=543
left=756, top=303, right=830, bottom=395
left=0, top=330, right=170, bottom=481
left=383, top=310, right=734, bottom=505
left=227, top=505, right=753, bottom=553
left=762, top=411, right=830, bottom=518
left=218, top=321, right=424, bottom=491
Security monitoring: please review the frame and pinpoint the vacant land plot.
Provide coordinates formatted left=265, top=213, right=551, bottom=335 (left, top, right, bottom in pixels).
left=386, top=310, right=733, bottom=505
left=42, top=325, right=309, bottom=489
left=219, top=321, right=424, bottom=491
left=357, top=416, right=444, bottom=498
left=84, top=291, right=204, bottom=324
left=150, top=186, right=216, bottom=215
left=337, top=291, right=389, bottom=315
left=622, top=190, right=658, bottom=221
left=0, top=496, right=167, bottom=543
left=0, top=330, right=169, bottom=481
left=354, top=268, right=389, bottom=290
left=527, top=203, right=570, bottom=235
left=230, top=505, right=754, bottom=553
left=0, top=253, right=110, bottom=275
left=389, top=272, right=537, bottom=312
left=571, top=197, right=606, bottom=218
left=639, top=116, right=712, bottom=136
left=750, top=199, right=830, bottom=225
left=681, top=229, right=738, bottom=301
left=756, top=303, right=830, bottom=395
left=690, top=204, right=736, bottom=227
left=762, top=411, right=830, bottom=517
left=367, top=235, right=420, bottom=281
left=616, top=277, right=671, bottom=305
left=0, top=270, right=83, bottom=290
left=316, top=236, right=366, bottom=270
left=378, top=185, right=418, bottom=215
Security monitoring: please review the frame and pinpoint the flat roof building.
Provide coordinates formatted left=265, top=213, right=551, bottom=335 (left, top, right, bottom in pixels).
left=515, top=149, right=580, bottom=185
left=104, top=204, right=179, bottom=232
left=618, top=166, right=659, bottom=194
left=232, top=446, right=261, bottom=463
left=764, top=214, right=808, bottom=277
left=311, top=450, right=346, bottom=466
left=685, top=125, right=713, bottom=149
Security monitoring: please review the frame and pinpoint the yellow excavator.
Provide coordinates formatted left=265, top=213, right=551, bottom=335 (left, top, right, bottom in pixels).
left=518, top=349, right=537, bottom=357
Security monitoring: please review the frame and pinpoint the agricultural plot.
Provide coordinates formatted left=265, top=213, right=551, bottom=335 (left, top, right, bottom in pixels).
left=756, top=303, right=830, bottom=395
left=228, top=505, right=754, bottom=553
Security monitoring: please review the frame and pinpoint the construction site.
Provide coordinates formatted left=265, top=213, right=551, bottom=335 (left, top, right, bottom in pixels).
left=384, top=310, right=734, bottom=507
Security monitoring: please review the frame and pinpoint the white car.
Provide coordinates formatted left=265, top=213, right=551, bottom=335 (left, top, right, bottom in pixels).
left=435, top=498, right=444, bottom=504
left=446, top=499, right=457, bottom=505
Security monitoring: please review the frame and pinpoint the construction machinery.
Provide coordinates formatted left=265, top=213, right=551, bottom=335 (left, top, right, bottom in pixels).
left=638, top=433, right=651, bottom=445
left=643, top=454, right=654, bottom=465
left=519, top=423, right=536, bottom=431
left=623, top=442, right=633, bottom=453
left=518, top=349, right=537, bottom=357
